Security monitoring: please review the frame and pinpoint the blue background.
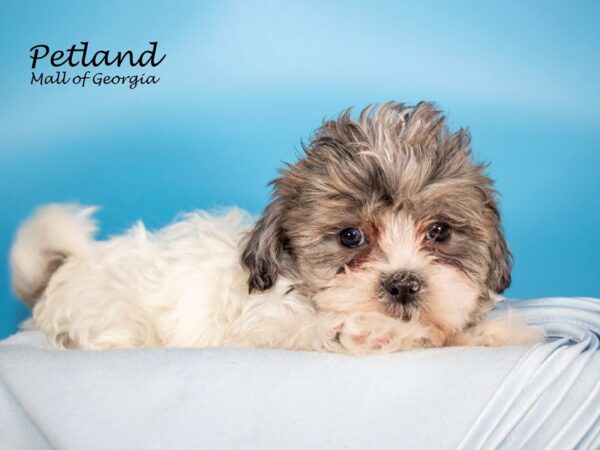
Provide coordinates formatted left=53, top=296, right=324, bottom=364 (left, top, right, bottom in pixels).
left=1, top=1, right=599, bottom=339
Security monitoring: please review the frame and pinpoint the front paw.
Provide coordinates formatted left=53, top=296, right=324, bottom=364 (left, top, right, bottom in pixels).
left=335, top=312, right=430, bottom=355
left=462, top=318, right=546, bottom=347
left=512, top=324, right=546, bottom=345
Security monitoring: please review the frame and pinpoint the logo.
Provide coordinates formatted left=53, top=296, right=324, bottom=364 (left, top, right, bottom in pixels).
left=30, top=41, right=166, bottom=89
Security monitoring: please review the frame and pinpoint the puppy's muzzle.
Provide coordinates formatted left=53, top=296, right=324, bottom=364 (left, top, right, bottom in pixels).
left=382, top=272, right=422, bottom=305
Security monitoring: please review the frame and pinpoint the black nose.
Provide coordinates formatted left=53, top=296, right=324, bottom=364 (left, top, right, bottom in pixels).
left=382, top=272, right=422, bottom=304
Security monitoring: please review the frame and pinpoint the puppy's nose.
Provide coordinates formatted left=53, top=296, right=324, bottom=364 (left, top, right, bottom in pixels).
left=383, top=272, right=421, bottom=304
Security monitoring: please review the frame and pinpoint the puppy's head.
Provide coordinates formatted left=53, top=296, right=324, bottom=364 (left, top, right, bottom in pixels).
left=242, top=102, right=511, bottom=334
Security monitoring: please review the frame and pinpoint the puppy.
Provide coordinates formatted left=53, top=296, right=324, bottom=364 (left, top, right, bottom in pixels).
left=10, top=102, right=544, bottom=353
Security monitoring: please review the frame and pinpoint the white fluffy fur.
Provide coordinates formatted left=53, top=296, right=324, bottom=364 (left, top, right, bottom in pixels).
left=10, top=204, right=543, bottom=353
left=10, top=205, right=98, bottom=306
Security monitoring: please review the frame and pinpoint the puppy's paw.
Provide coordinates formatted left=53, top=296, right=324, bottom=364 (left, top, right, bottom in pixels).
left=509, top=324, right=546, bottom=345
left=458, top=317, right=546, bottom=347
left=335, top=312, right=430, bottom=355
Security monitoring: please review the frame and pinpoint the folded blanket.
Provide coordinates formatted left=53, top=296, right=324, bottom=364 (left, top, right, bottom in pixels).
left=0, top=298, right=598, bottom=450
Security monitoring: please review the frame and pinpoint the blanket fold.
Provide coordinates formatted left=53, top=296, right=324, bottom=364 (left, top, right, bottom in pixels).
left=459, top=298, right=600, bottom=450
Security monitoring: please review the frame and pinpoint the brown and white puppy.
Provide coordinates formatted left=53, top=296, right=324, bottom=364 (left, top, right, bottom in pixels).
left=10, top=102, right=544, bottom=352
left=242, top=102, right=534, bottom=347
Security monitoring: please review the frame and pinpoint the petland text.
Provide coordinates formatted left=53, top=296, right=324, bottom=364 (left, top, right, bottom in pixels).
left=29, top=41, right=165, bottom=89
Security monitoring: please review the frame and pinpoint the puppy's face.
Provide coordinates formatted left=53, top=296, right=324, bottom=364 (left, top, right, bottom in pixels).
left=242, top=102, right=511, bottom=334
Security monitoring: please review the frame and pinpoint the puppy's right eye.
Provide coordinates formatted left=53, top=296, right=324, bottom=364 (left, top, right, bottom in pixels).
left=339, top=228, right=365, bottom=248
left=425, top=222, right=451, bottom=243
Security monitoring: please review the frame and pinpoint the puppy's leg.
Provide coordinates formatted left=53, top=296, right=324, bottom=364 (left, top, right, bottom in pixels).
left=448, top=317, right=546, bottom=347
left=284, top=311, right=431, bottom=355
left=338, top=312, right=432, bottom=354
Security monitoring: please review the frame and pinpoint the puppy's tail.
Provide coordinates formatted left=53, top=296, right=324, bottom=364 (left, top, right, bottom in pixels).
left=10, top=204, right=98, bottom=307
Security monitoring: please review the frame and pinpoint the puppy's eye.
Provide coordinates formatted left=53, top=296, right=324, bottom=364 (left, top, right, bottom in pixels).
left=339, top=228, right=365, bottom=247
left=425, top=222, right=451, bottom=242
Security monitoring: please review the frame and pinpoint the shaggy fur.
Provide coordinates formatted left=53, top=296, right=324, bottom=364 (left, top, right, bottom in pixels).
left=10, top=102, right=544, bottom=353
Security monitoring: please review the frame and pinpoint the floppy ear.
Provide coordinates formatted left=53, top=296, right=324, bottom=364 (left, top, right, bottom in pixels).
left=487, top=220, right=513, bottom=293
left=241, top=199, right=287, bottom=292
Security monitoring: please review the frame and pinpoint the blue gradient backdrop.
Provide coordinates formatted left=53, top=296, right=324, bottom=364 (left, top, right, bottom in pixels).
left=1, top=1, right=599, bottom=338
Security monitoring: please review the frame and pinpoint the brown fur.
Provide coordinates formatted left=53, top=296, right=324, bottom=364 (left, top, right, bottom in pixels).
left=242, top=102, right=512, bottom=334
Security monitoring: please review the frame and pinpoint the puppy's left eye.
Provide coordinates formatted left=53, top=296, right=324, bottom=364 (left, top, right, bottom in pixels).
left=339, top=228, right=365, bottom=247
left=426, top=222, right=451, bottom=242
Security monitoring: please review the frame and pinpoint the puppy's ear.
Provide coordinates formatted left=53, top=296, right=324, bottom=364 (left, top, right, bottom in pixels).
left=241, top=200, right=287, bottom=292
left=487, top=219, right=513, bottom=293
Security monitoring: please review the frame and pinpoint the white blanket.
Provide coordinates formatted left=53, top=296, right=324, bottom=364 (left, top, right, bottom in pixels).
left=1, top=298, right=598, bottom=450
